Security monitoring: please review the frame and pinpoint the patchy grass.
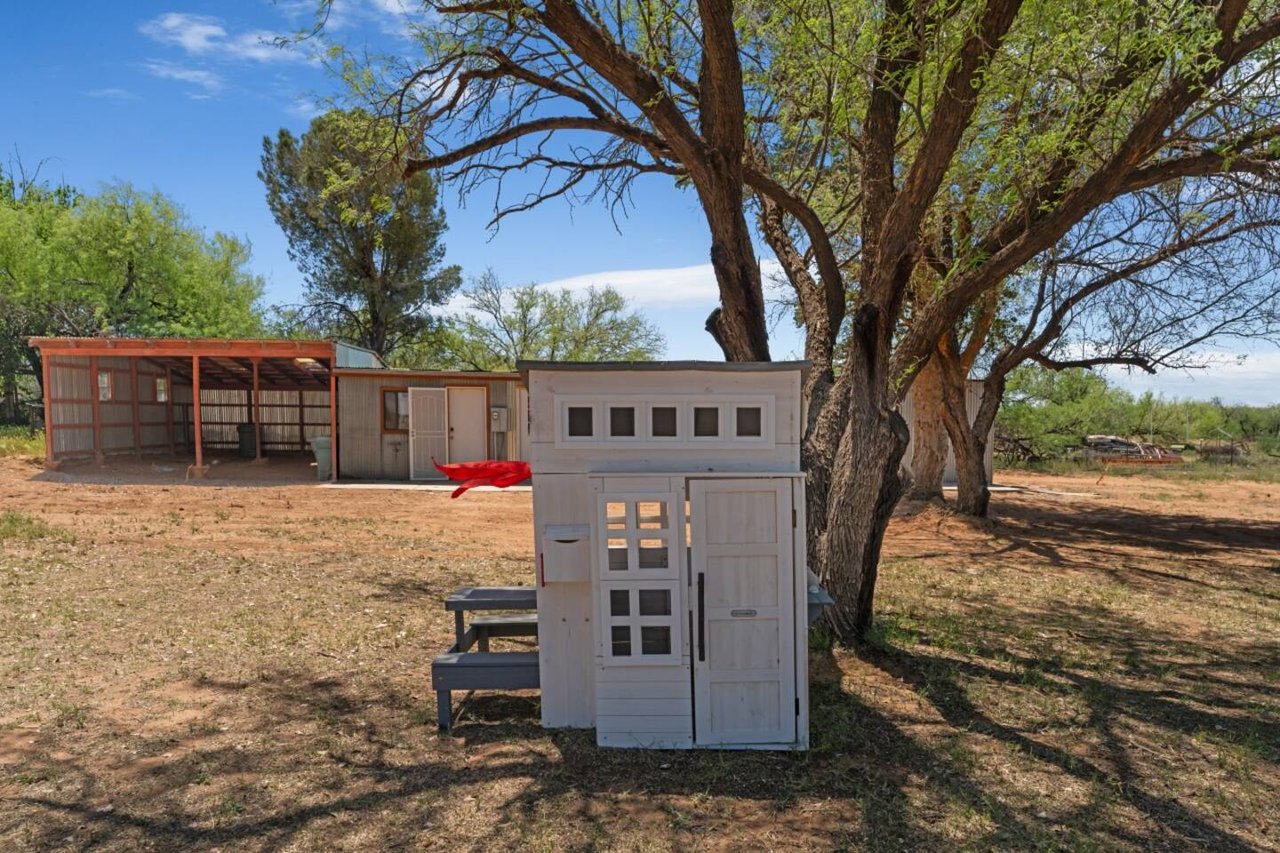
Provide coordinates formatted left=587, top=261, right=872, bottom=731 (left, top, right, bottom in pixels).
left=1020, top=454, right=1280, bottom=484
left=0, top=426, right=43, bottom=459
left=0, top=461, right=1276, bottom=850
left=0, top=510, right=73, bottom=543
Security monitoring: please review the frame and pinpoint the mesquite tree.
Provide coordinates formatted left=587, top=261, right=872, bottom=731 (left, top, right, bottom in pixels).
left=345, top=0, right=1280, bottom=638
left=944, top=183, right=1280, bottom=515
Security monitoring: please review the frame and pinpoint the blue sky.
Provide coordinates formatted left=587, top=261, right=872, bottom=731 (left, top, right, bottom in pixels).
left=2, top=2, right=1274, bottom=402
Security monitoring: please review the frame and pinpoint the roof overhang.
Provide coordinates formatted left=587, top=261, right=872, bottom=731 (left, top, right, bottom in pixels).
left=29, top=337, right=338, bottom=391
left=517, top=360, right=811, bottom=384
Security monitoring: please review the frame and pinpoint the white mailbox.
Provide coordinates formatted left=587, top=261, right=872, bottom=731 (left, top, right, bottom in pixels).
left=520, top=360, right=809, bottom=751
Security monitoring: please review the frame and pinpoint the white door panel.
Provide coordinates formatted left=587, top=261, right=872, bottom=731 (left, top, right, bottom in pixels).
left=447, top=386, right=488, bottom=462
left=691, top=478, right=796, bottom=746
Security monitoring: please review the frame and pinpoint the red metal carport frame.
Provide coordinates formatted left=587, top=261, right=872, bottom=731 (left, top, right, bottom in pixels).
left=29, top=338, right=340, bottom=480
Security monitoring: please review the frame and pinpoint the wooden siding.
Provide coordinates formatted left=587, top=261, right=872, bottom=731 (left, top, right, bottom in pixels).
left=336, top=372, right=524, bottom=480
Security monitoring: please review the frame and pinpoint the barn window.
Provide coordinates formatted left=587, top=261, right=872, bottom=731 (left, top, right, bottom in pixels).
left=382, top=389, right=409, bottom=432
left=97, top=371, right=113, bottom=402
left=567, top=406, right=594, bottom=437
left=154, top=376, right=169, bottom=403
left=609, top=406, right=636, bottom=437
left=735, top=406, right=763, bottom=437
left=693, top=406, right=719, bottom=437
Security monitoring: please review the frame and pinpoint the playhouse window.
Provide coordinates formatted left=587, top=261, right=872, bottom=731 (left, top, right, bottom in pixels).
left=641, top=626, right=672, bottom=655
left=650, top=406, right=678, bottom=438
left=154, top=376, right=169, bottom=403
left=638, top=588, right=671, bottom=616
left=736, top=406, right=763, bottom=437
left=567, top=406, right=594, bottom=437
left=609, top=406, right=636, bottom=437
left=611, top=625, right=632, bottom=657
left=693, top=406, right=719, bottom=437
left=610, top=589, right=630, bottom=616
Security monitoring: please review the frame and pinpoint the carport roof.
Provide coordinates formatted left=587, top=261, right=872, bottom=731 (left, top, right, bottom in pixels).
left=28, top=337, right=337, bottom=391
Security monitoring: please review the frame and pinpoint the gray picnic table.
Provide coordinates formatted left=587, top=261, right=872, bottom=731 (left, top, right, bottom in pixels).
left=434, top=586, right=540, bottom=730
left=444, top=586, right=538, bottom=650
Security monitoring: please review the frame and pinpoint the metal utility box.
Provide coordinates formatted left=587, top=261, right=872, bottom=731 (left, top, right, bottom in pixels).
left=519, top=361, right=810, bottom=751
left=489, top=406, right=508, bottom=433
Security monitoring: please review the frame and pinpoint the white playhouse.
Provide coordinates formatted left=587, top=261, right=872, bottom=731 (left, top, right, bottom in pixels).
left=521, top=361, right=814, bottom=750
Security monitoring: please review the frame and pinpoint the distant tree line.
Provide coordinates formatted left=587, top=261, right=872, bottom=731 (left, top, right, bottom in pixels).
left=997, top=365, right=1280, bottom=460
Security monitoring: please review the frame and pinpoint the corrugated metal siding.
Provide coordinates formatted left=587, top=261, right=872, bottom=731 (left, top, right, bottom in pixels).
left=337, top=373, right=523, bottom=480
left=183, top=389, right=330, bottom=452
left=47, top=357, right=93, bottom=456
left=899, top=379, right=994, bottom=485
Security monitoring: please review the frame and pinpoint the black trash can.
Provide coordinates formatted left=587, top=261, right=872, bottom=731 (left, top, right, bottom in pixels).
left=236, top=423, right=260, bottom=458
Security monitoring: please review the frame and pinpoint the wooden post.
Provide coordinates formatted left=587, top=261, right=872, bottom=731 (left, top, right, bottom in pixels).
left=329, top=368, right=338, bottom=481
left=40, top=353, right=55, bottom=468
left=191, top=355, right=207, bottom=477
left=89, top=355, right=104, bottom=465
left=165, top=366, right=175, bottom=455
left=252, top=359, right=263, bottom=462
left=130, top=359, right=142, bottom=457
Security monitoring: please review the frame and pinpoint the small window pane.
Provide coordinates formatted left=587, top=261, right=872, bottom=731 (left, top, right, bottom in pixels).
left=694, top=406, right=719, bottom=437
left=736, top=406, right=763, bottom=437
left=641, top=626, right=671, bottom=655
left=651, top=406, right=678, bottom=437
left=567, top=406, right=594, bottom=437
left=610, top=589, right=630, bottom=617
left=637, top=540, right=668, bottom=569
left=636, top=502, right=666, bottom=527
left=609, top=406, right=636, bottom=437
left=607, top=539, right=629, bottom=571
left=611, top=625, right=632, bottom=656
left=97, top=372, right=112, bottom=402
left=638, top=588, right=671, bottom=616
left=155, top=377, right=168, bottom=403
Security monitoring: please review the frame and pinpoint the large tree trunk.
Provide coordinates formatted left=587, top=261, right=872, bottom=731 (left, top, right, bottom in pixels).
left=939, top=355, right=1005, bottom=517
left=811, top=309, right=910, bottom=639
left=905, top=355, right=948, bottom=501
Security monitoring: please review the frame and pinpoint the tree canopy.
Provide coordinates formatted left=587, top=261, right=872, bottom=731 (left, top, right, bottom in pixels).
left=1, top=169, right=265, bottom=411
left=345, top=0, right=1280, bottom=637
left=426, top=270, right=665, bottom=371
left=259, top=108, right=462, bottom=359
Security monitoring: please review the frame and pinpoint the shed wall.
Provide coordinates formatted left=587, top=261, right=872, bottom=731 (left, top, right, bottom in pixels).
left=336, top=373, right=523, bottom=480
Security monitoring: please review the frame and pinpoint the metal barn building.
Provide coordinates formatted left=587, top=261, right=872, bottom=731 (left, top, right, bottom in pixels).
left=29, top=337, right=526, bottom=481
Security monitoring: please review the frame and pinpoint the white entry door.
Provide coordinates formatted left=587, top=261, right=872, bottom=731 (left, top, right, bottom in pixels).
left=409, top=388, right=448, bottom=480
left=447, top=386, right=488, bottom=462
left=690, top=478, right=797, bottom=746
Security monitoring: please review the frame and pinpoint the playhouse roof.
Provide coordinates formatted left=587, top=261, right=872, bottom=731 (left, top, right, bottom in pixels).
left=517, top=360, right=809, bottom=382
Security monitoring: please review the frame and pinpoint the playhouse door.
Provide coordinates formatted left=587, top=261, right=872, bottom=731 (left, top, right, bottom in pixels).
left=690, top=478, right=797, bottom=746
left=408, top=388, right=448, bottom=480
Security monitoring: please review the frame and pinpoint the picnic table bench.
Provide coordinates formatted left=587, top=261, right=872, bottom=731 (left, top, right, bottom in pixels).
left=432, top=586, right=539, bottom=730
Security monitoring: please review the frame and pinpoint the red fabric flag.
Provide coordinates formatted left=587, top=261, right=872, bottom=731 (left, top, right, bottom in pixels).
left=432, top=459, right=531, bottom=498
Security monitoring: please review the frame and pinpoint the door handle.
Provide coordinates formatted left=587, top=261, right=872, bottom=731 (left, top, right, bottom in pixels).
left=697, top=572, right=706, bottom=662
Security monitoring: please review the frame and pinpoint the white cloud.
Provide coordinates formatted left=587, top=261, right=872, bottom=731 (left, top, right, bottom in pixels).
left=1103, top=348, right=1280, bottom=405
left=286, top=96, right=324, bottom=119
left=140, top=12, right=308, bottom=63
left=85, top=87, right=140, bottom=101
left=537, top=261, right=784, bottom=310
left=142, top=60, right=224, bottom=94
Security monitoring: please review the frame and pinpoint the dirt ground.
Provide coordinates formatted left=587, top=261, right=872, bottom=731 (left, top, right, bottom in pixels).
left=0, top=454, right=1276, bottom=851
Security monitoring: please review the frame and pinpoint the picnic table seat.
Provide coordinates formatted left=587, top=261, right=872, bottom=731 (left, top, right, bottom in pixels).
left=432, top=651, right=540, bottom=730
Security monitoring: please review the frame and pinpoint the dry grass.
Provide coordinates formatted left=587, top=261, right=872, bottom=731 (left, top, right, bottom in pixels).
left=0, top=456, right=1276, bottom=851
